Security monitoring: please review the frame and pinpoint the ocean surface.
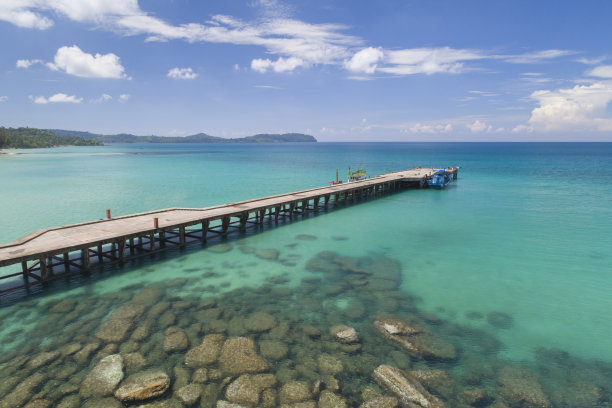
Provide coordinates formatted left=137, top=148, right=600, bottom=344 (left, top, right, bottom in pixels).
left=0, top=142, right=611, bottom=407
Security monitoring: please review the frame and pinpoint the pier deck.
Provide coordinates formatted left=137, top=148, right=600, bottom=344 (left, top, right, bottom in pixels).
left=0, top=167, right=457, bottom=291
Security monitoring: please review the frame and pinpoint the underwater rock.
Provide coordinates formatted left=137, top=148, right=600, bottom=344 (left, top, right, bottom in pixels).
left=173, top=367, right=190, bottom=391
left=259, top=340, right=289, bottom=360
left=81, top=397, right=122, bottom=408
left=184, top=333, right=226, bottom=368
left=131, top=320, right=154, bottom=342
left=0, top=372, right=47, bottom=408
left=497, top=366, right=551, bottom=408
left=225, top=374, right=277, bottom=406
left=73, top=342, right=100, bottom=364
left=487, top=312, right=514, bottom=329
left=279, top=381, right=313, bottom=404
left=255, top=248, right=280, bottom=261
left=26, top=351, right=60, bottom=370
left=329, top=324, right=360, bottom=344
left=458, top=388, right=494, bottom=407
left=244, top=312, right=277, bottom=332
left=50, top=300, right=77, bottom=314
left=56, top=394, right=80, bottom=408
left=23, top=399, right=51, bottom=408
left=175, top=383, right=203, bottom=406
left=163, top=327, right=190, bottom=352
left=410, top=370, right=456, bottom=400
left=373, top=365, right=444, bottom=408
left=359, top=396, right=399, bottom=408
left=318, top=390, right=347, bottom=408
left=191, top=368, right=208, bottom=383
left=279, top=402, right=316, bottom=408
left=95, top=343, right=119, bottom=361
left=124, top=352, right=148, bottom=373
left=158, top=309, right=176, bottom=329
left=134, top=397, right=184, bottom=408
left=80, top=354, right=124, bottom=398
left=296, top=234, right=317, bottom=241
left=147, top=302, right=171, bottom=319
left=305, top=257, right=340, bottom=274
left=261, top=388, right=277, bottom=407
left=59, top=343, right=82, bottom=357
left=95, top=304, right=145, bottom=343
left=219, top=337, right=269, bottom=375
left=114, top=369, right=170, bottom=402
left=208, top=243, right=233, bottom=253
left=217, top=401, right=248, bottom=408
left=317, top=354, right=344, bottom=376
left=373, top=316, right=456, bottom=361
left=132, top=287, right=165, bottom=306
left=302, top=325, right=322, bottom=339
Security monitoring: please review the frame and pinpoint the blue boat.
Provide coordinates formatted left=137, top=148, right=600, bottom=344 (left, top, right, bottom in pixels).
left=427, top=169, right=451, bottom=189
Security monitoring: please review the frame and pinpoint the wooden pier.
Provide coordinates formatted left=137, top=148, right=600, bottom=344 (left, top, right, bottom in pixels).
left=0, top=167, right=458, bottom=292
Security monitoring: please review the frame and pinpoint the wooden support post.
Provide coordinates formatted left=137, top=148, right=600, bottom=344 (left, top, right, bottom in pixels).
left=150, top=233, right=155, bottom=251
left=275, top=206, right=281, bottom=220
left=106, top=209, right=111, bottom=219
left=222, top=216, right=230, bottom=233
left=259, top=210, right=265, bottom=223
left=314, top=196, right=320, bottom=209
left=22, top=261, right=28, bottom=282
left=240, top=213, right=248, bottom=231
left=118, top=240, right=125, bottom=262
left=63, top=253, right=70, bottom=272
left=289, top=202, right=295, bottom=216
left=40, top=257, right=47, bottom=281
left=179, top=226, right=186, bottom=246
left=82, top=248, right=90, bottom=269
left=97, top=244, right=103, bottom=263
left=324, top=194, right=330, bottom=206
left=302, top=200, right=308, bottom=212
left=202, top=220, right=209, bottom=241
left=154, top=217, right=159, bottom=229
left=129, top=238, right=135, bottom=254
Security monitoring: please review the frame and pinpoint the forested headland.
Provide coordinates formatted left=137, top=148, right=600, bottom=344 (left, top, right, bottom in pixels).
left=0, top=127, right=102, bottom=149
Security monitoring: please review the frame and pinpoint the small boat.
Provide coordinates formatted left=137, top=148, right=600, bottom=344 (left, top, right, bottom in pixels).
left=348, top=167, right=366, bottom=182
left=427, top=169, right=451, bottom=189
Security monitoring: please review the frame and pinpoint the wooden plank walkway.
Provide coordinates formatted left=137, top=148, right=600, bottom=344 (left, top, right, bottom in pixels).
left=0, top=167, right=457, bottom=290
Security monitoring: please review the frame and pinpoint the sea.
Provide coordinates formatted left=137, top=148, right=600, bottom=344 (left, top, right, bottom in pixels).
left=0, top=142, right=611, bottom=407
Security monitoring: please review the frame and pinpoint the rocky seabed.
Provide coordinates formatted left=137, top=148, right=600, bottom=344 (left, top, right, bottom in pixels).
left=0, top=245, right=611, bottom=408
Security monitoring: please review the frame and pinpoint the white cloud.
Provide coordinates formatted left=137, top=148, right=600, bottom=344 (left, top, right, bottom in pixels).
left=344, top=47, right=384, bottom=74
left=251, top=56, right=305, bottom=73
left=167, top=67, right=198, bottom=79
left=0, top=96, right=7, bottom=102
left=467, top=120, right=492, bottom=133
left=16, top=59, right=43, bottom=68
left=48, top=45, right=128, bottom=79
left=587, top=65, right=612, bottom=79
left=90, top=93, right=112, bottom=103
left=512, top=125, right=533, bottom=133
left=577, top=57, right=606, bottom=65
left=118, top=94, right=131, bottom=103
left=379, top=47, right=485, bottom=75
left=0, top=3, right=53, bottom=29
left=528, top=81, right=612, bottom=131
left=503, top=49, right=575, bottom=64
left=30, top=93, right=83, bottom=104
left=407, top=123, right=453, bottom=134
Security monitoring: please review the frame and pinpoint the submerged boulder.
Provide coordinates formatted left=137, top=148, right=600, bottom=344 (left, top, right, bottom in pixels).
left=373, top=365, right=444, bottom=408
left=163, top=327, right=190, bottom=352
left=185, top=334, right=226, bottom=368
left=373, top=316, right=456, bottom=361
left=497, top=366, right=551, bottom=408
left=219, top=337, right=269, bottom=375
left=114, top=369, right=170, bottom=402
left=244, top=312, right=277, bottom=332
left=329, top=325, right=360, bottom=344
left=225, top=374, right=277, bottom=406
left=80, top=354, right=124, bottom=398
left=95, top=304, right=145, bottom=343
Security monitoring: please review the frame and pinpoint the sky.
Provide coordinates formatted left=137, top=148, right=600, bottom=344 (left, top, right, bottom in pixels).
left=1, top=0, right=612, bottom=141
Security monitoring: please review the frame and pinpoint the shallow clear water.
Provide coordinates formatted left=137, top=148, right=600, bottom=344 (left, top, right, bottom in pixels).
left=1, top=142, right=611, bottom=407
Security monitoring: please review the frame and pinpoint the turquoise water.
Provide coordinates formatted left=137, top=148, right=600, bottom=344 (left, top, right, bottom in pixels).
left=1, top=143, right=611, bottom=407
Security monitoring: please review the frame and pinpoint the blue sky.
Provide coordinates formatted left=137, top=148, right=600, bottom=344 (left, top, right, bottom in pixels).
left=1, top=0, right=611, bottom=141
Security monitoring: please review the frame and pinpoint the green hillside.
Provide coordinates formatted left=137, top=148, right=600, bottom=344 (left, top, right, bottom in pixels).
left=0, top=127, right=103, bottom=149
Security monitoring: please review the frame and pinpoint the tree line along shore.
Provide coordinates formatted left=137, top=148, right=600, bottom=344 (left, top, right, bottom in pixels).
left=0, top=127, right=316, bottom=150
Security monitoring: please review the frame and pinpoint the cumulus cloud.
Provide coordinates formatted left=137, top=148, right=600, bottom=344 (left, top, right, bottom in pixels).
left=251, top=57, right=305, bottom=73
left=167, top=67, right=198, bottom=79
left=379, top=47, right=485, bottom=75
left=0, top=96, right=8, bottom=102
left=528, top=81, right=612, bottom=131
left=16, top=59, right=43, bottom=68
left=30, top=93, right=83, bottom=104
left=406, top=123, right=453, bottom=134
left=118, top=94, right=131, bottom=102
left=344, top=47, right=384, bottom=74
left=587, top=65, right=612, bottom=79
left=467, top=120, right=491, bottom=133
left=47, top=45, right=128, bottom=79
left=90, top=93, right=112, bottom=103
left=502, top=49, right=575, bottom=64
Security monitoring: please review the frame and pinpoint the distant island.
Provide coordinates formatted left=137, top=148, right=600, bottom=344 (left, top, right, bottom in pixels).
left=0, top=127, right=103, bottom=149
left=48, top=129, right=317, bottom=144
left=0, top=127, right=317, bottom=150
